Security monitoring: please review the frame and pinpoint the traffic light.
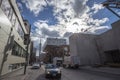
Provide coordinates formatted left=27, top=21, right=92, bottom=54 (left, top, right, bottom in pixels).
left=24, top=34, right=30, bottom=45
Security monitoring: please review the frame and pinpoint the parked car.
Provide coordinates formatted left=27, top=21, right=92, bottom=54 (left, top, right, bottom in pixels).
left=31, top=63, right=40, bottom=69
left=45, top=64, right=61, bottom=79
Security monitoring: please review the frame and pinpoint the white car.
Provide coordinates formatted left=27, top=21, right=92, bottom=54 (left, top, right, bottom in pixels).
left=31, top=63, right=40, bottom=69
left=45, top=64, right=61, bottom=79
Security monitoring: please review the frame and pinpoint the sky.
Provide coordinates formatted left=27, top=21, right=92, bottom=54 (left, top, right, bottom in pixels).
left=16, top=0, right=119, bottom=50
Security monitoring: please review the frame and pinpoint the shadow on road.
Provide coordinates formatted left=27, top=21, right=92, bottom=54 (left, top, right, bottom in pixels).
left=78, top=68, right=120, bottom=79
left=35, top=74, right=61, bottom=80
left=35, top=73, right=46, bottom=80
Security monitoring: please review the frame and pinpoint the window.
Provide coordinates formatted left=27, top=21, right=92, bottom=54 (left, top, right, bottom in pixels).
left=15, top=20, right=25, bottom=39
left=15, top=20, right=19, bottom=31
left=1, top=0, right=11, bottom=17
left=8, top=7, right=13, bottom=21
left=8, top=63, right=25, bottom=71
left=18, top=23, right=24, bottom=39
left=12, top=41, right=26, bottom=58
left=11, top=13, right=16, bottom=26
left=1, top=0, right=14, bottom=22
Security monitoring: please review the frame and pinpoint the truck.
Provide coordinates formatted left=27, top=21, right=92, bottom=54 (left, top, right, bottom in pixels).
left=53, top=57, right=63, bottom=67
left=63, top=56, right=80, bottom=68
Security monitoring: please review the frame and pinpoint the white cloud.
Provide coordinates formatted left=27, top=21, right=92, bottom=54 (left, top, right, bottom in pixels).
left=22, top=0, right=47, bottom=16
left=91, top=3, right=104, bottom=14
left=33, top=20, right=60, bottom=37
left=22, top=0, right=110, bottom=48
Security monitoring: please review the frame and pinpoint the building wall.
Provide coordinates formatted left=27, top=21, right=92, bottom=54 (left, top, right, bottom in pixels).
left=112, top=20, right=120, bottom=49
left=96, top=29, right=117, bottom=63
left=0, top=0, right=28, bottom=75
left=69, top=33, right=78, bottom=56
left=77, top=34, right=100, bottom=65
left=44, top=38, right=66, bottom=47
left=95, top=20, right=120, bottom=64
left=96, top=30, right=117, bottom=51
left=0, top=8, right=12, bottom=74
left=69, top=20, right=120, bottom=65
left=69, top=33, right=100, bottom=66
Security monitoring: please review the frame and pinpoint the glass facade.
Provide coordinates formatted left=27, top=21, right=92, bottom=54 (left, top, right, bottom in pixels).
left=1, top=0, right=11, bottom=17
left=17, top=24, right=24, bottom=39
left=1, top=0, right=24, bottom=39
left=12, top=41, right=26, bottom=58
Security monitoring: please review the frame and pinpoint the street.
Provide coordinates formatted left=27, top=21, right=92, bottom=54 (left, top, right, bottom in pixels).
left=62, top=68, right=120, bottom=80
left=26, top=66, right=120, bottom=80
left=1, top=66, right=120, bottom=80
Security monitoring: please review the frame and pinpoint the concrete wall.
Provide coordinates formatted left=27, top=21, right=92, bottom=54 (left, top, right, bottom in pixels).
left=95, top=20, right=120, bottom=64
left=96, top=29, right=118, bottom=63
left=69, top=33, right=100, bottom=66
left=69, top=33, right=78, bottom=56
left=0, top=9, right=12, bottom=74
left=112, top=20, right=120, bottom=49
left=69, top=21, right=120, bottom=66
left=96, top=30, right=117, bottom=51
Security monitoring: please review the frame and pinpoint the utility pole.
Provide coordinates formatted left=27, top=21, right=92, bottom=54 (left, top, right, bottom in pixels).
left=39, top=38, right=42, bottom=63
left=24, top=26, right=31, bottom=74
left=24, top=42, right=29, bottom=74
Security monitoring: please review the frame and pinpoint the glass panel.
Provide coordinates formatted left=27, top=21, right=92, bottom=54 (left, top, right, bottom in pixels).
left=15, top=20, right=19, bottom=31
left=1, top=0, right=11, bottom=17
left=12, top=41, right=26, bottom=57
left=8, top=7, right=13, bottom=21
left=11, top=12, right=16, bottom=26
left=18, top=24, right=24, bottom=39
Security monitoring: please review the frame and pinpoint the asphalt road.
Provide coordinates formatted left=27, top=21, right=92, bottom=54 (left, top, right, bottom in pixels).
left=26, top=66, right=120, bottom=80
left=61, top=68, right=120, bottom=80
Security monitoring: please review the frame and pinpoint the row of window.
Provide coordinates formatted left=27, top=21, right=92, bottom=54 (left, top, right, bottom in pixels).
left=1, top=0, right=24, bottom=39
left=12, top=41, right=26, bottom=58
left=8, top=63, right=25, bottom=72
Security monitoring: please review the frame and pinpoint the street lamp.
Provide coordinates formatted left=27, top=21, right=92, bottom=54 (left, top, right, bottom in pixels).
left=24, top=34, right=30, bottom=74
left=23, top=25, right=31, bottom=74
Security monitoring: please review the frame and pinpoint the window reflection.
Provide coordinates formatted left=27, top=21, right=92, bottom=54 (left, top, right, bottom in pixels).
left=12, top=41, right=26, bottom=58
left=1, top=0, right=11, bottom=17
left=1, top=0, right=24, bottom=39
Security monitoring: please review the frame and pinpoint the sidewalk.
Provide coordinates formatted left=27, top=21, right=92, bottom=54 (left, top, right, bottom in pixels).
left=80, top=66, right=120, bottom=75
left=1, top=67, right=30, bottom=80
left=1, top=66, right=45, bottom=80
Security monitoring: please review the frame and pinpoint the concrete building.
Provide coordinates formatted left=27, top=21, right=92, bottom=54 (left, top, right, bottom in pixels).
left=43, top=38, right=67, bottom=47
left=43, top=38, right=67, bottom=63
left=96, top=20, right=120, bottom=65
left=69, top=33, right=100, bottom=66
left=29, top=47, right=36, bottom=65
left=0, top=0, right=30, bottom=76
left=69, top=20, right=120, bottom=66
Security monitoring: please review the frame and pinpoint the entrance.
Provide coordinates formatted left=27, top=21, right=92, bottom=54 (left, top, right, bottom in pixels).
left=104, top=49, right=120, bottom=63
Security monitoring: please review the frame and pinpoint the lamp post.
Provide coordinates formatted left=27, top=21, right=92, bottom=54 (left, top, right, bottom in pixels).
left=24, top=26, right=31, bottom=74
left=23, top=34, right=30, bottom=74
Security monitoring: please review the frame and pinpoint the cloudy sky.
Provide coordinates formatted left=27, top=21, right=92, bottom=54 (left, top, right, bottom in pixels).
left=16, top=0, right=119, bottom=49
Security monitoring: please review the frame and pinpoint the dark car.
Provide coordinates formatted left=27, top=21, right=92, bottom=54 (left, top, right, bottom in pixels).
left=45, top=64, right=61, bottom=79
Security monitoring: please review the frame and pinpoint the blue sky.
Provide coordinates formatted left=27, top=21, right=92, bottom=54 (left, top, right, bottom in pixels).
left=16, top=0, right=119, bottom=48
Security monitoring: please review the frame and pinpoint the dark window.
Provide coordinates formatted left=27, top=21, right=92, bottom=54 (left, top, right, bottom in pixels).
left=12, top=41, right=26, bottom=58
